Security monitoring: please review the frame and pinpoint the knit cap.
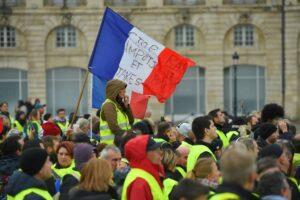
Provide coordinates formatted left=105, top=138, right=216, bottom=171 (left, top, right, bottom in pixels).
left=20, top=147, right=48, bottom=176
left=74, top=143, right=94, bottom=170
left=259, top=123, right=277, bottom=140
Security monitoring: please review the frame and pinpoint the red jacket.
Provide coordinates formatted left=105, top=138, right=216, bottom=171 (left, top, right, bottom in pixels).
left=125, top=135, right=164, bottom=200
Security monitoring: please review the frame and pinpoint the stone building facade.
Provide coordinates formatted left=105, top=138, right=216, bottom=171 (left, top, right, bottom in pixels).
left=0, top=0, right=299, bottom=120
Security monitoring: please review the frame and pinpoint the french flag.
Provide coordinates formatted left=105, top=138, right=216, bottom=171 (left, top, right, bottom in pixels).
left=89, top=8, right=195, bottom=118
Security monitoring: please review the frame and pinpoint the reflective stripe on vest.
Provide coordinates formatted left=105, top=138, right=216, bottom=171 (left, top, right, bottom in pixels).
left=293, top=153, right=300, bottom=167
left=14, top=120, right=24, bottom=133
left=216, top=130, right=229, bottom=148
left=7, top=188, right=52, bottom=200
left=187, top=145, right=216, bottom=172
left=209, top=192, right=239, bottom=200
left=122, top=168, right=163, bottom=200
left=163, top=178, right=178, bottom=200
left=226, top=131, right=239, bottom=142
left=99, top=99, right=130, bottom=144
left=175, top=166, right=186, bottom=178
left=51, top=160, right=75, bottom=179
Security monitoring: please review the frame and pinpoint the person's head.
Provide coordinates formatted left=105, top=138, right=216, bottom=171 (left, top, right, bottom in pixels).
left=43, top=113, right=53, bottom=122
left=257, top=171, right=291, bottom=199
left=246, top=115, right=259, bottom=127
left=15, top=111, right=26, bottom=122
left=162, top=148, right=177, bottom=172
left=258, top=143, right=290, bottom=174
left=23, top=139, right=44, bottom=151
left=78, top=158, right=113, bottom=192
left=146, top=137, right=162, bottom=165
left=74, top=143, right=95, bottom=170
left=170, top=179, right=209, bottom=200
left=259, top=123, right=279, bottom=144
left=29, top=109, right=40, bottom=121
left=1, top=135, right=22, bottom=156
left=176, top=123, right=194, bottom=142
left=0, top=102, right=8, bottom=113
left=235, top=137, right=259, bottom=157
left=100, top=145, right=122, bottom=171
left=132, top=121, right=150, bottom=135
left=192, top=116, right=217, bottom=142
left=220, top=143, right=257, bottom=191
left=208, top=109, right=225, bottom=125
left=187, top=157, right=220, bottom=183
left=106, top=79, right=127, bottom=102
left=20, top=147, right=52, bottom=180
left=76, top=118, right=90, bottom=134
left=257, top=157, right=280, bottom=180
left=277, top=140, right=294, bottom=175
left=56, top=108, right=66, bottom=119
left=176, top=146, right=189, bottom=167
left=261, top=103, right=284, bottom=123
left=56, top=141, right=74, bottom=168
left=42, top=135, right=60, bottom=155
left=157, top=122, right=176, bottom=142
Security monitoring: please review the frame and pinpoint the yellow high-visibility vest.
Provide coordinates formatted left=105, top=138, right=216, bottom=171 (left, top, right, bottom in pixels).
left=7, top=188, right=52, bottom=200
left=99, top=99, right=130, bottom=144
left=187, top=145, right=216, bottom=172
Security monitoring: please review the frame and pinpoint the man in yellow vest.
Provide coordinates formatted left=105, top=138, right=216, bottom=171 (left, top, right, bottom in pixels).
left=6, top=148, right=53, bottom=200
left=208, top=109, right=231, bottom=148
left=187, top=116, right=218, bottom=172
left=100, top=79, right=134, bottom=144
left=55, top=108, right=69, bottom=136
left=209, top=143, right=258, bottom=200
left=0, top=102, right=14, bottom=128
left=122, top=135, right=164, bottom=200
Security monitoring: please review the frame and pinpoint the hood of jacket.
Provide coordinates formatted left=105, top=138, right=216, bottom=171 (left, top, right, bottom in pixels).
left=125, top=135, right=164, bottom=188
left=106, top=79, right=127, bottom=102
left=6, top=170, right=48, bottom=196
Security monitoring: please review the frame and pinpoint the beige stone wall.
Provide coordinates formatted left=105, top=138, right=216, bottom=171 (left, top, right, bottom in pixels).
left=0, top=0, right=299, bottom=120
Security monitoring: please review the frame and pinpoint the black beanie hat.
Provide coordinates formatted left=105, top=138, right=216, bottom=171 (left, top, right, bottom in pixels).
left=258, top=143, right=283, bottom=159
left=259, top=123, right=277, bottom=140
left=20, top=147, right=48, bottom=176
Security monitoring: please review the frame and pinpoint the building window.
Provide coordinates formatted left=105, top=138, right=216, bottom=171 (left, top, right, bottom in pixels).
left=44, top=0, right=86, bottom=7
left=175, top=25, right=195, bottom=48
left=0, top=26, right=16, bottom=48
left=0, top=69, right=28, bottom=114
left=234, top=25, right=254, bottom=47
left=46, top=67, right=88, bottom=115
left=165, top=67, right=205, bottom=120
left=104, top=0, right=145, bottom=6
left=164, top=0, right=205, bottom=5
left=224, top=65, right=265, bottom=115
left=56, top=26, right=76, bottom=48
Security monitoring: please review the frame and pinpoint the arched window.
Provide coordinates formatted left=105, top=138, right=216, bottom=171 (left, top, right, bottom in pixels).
left=55, top=26, right=77, bottom=48
left=224, top=65, right=265, bottom=115
left=46, top=67, right=88, bottom=115
left=0, top=68, right=28, bottom=113
left=0, top=26, right=16, bottom=48
left=174, top=25, right=195, bottom=48
left=234, top=24, right=254, bottom=47
left=165, top=67, right=205, bottom=119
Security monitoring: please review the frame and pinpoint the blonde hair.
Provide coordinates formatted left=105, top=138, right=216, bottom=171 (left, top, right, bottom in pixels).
left=78, top=158, right=113, bottom=192
left=162, top=149, right=177, bottom=171
left=186, top=157, right=215, bottom=180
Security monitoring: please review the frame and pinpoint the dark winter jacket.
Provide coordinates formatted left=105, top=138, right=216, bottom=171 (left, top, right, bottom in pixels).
left=68, top=187, right=118, bottom=200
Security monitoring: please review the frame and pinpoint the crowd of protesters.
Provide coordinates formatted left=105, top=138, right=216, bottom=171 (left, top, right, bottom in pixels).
left=0, top=80, right=300, bottom=200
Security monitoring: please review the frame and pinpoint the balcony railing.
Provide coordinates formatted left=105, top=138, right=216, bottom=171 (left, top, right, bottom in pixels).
left=164, top=0, right=205, bottom=5
left=44, top=0, right=86, bottom=7
left=1, top=0, right=25, bottom=7
left=105, top=0, right=146, bottom=6
left=223, top=0, right=266, bottom=4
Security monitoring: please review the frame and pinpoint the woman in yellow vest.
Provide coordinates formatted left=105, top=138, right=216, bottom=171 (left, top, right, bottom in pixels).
left=51, top=141, right=75, bottom=179
left=99, top=79, right=134, bottom=144
left=122, top=135, right=164, bottom=200
left=186, top=157, right=221, bottom=197
left=13, top=111, right=27, bottom=134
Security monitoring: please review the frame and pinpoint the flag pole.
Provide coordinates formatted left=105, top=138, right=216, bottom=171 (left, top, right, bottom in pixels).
left=70, top=70, right=89, bottom=128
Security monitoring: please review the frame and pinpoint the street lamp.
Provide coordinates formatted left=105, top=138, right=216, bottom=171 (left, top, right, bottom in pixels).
left=232, top=52, right=239, bottom=117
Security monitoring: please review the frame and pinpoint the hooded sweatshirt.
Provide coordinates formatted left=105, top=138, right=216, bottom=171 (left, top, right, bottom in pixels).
left=6, top=170, right=50, bottom=200
left=124, top=135, right=165, bottom=200
left=100, top=79, right=134, bottom=135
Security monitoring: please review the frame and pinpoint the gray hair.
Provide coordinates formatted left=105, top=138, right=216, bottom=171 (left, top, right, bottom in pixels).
left=76, top=118, right=90, bottom=130
left=100, top=145, right=121, bottom=160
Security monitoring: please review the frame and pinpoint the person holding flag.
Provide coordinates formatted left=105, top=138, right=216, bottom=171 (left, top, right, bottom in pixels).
left=99, top=79, right=134, bottom=144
